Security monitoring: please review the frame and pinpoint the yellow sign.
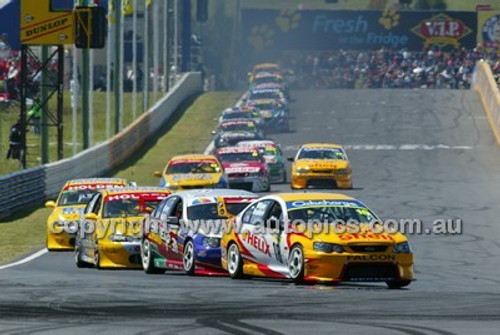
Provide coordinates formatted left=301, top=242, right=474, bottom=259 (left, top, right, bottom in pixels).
left=477, top=11, right=500, bottom=50
left=21, top=0, right=74, bottom=45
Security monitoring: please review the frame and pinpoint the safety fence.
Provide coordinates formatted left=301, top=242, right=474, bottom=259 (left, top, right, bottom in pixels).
left=0, top=72, right=201, bottom=220
left=473, top=61, right=500, bottom=146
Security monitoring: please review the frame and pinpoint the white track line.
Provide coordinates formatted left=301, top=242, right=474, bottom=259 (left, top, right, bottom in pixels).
left=0, top=248, right=48, bottom=270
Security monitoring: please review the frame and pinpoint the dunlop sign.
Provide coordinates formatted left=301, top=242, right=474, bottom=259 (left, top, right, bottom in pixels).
left=21, top=0, right=74, bottom=45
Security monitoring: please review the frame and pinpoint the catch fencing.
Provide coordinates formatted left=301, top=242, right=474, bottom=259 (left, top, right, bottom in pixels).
left=0, top=72, right=201, bottom=220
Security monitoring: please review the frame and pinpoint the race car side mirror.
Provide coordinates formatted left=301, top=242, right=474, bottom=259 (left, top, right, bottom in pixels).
left=84, top=213, right=98, bottom=221
left=145, top=207, right=154, bottom=214
left=45, top=200, right=56, bottom=208
left=211, top=130, right=217, bottom=135
left=287, top=157, right=294, bottom=162
left=153, top=171, right=162, bottom=178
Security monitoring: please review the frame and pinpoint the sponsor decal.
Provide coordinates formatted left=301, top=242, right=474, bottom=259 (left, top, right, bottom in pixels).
left=65, top=183, right=124, bottom=191
left=339, top=233, right=395, bottom=241
left=105, top=193, right=168, bottom=202
left=287, top=200, right=364, bottom=209
left=347, top=254, right=396, bottom=261
left=411, top=13, right=472, bottom=48
left=244, top=231, right=271, bottom=256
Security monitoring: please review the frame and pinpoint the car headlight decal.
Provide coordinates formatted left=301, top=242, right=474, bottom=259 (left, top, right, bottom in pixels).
left=313, top=242, right=344, bottom=253
left=393, top=242, right=412, bottom=253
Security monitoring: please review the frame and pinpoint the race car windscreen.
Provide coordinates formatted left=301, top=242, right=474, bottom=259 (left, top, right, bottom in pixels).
left=253, top=76, right=283, bottom=85
left=188, top=203, right=250, bottom=219
left=298, top=148, right=346, bottom=160
left=250, top=91, right=283, bottom=100
left=58, top=189, right=96, bottom=206
left=217, top=152, right=260, bottom=163
left=103, top=198, right=143, bottom=218
left=221, top=123, right=256, bottom=132
left=254, top=102, right=278, bottom=110
left=222, top=112, right=253, bottom=120
left=288, top=205, right=376, bottom=224
left=167, top=161, right=221, bottom=174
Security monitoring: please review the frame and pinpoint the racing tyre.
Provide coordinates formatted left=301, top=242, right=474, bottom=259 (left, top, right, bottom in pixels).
left=227, top=243, right=244, bottom=279
left=141, top=239, right=165, bottom=274
left=183, top=240, right=196, bottom=275
left=93, top=242, right=101, bottom=269
left=386, top=280, right=411, bottom=289
left=288, top=244, right=305, bottom=284
left=74, top=244, right=91, bottom=268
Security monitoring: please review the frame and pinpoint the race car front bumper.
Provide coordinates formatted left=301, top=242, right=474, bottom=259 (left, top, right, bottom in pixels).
left=99, top=240, right=143, bottom=269
left=303, top=251, right=414, bottom=283
left=291, top=173, right=352, bottom=189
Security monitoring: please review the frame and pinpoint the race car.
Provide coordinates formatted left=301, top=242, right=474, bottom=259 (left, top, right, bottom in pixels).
left=238, top=140, right=286, bottom=183
left=45, top=178, right=129, bottom=251
left=221, top=193, right=414, bottom=288
left=74, top=187, right=171, bottom=269
left=249, top=73, right=289, bottom=98
left=219, top=107, right=264, bottom=130
left=289, top=143, right=352, bottom=189
left=245, top=99, right=289, bottom=132
left=247, top=88, right=288, bottom=107
left=141, top=189, right=259, bottom=275
left=154, top=154, right=227, bottom=190
left=215, top=146, right=270, bottom=192
left=249, top=63, right=281, bottom=82
left=213, top=120, right=264, bottom=148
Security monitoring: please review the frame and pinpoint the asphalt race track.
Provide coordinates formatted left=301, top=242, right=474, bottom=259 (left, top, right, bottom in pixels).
left=2, top=89, right=500, bottom=334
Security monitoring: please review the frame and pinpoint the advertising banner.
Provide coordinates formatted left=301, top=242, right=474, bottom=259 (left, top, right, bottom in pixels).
left=477, top=10, right=500, bottom=50
left=242, top=9, right=477, bottom=52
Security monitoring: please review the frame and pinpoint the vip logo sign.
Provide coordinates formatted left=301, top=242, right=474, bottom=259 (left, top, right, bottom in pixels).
left=20, top=0, right=74, bottom=45
left=411, top=13, right=472, bottom=48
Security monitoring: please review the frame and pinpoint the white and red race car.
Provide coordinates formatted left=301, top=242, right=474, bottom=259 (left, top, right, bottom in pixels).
left=215, top=146, right=270, bottom=192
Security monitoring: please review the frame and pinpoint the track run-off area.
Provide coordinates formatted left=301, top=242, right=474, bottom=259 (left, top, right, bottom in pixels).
left=1, top=89, right=500, bottom=334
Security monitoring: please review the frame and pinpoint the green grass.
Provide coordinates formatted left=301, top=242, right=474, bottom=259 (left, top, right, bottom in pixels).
left=0, top=90, right=155, bottom=175
left=0, top=91, right=240, bottom=265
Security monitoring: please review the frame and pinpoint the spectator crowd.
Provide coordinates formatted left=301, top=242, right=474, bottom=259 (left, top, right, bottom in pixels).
left=280, top=46, right=500, bottom=90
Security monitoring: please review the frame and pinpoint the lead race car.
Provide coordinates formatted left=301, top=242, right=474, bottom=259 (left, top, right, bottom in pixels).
left=45, top=178, right=129, bottom=251
left=141, top=189, right=259, bottom=276
left=221, top=193, right=414, bottom=288
left=215, top=146, right=271, bottom=192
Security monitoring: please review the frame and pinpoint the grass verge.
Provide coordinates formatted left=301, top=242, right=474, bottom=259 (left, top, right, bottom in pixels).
left=0, top=91, right=241, bottom=265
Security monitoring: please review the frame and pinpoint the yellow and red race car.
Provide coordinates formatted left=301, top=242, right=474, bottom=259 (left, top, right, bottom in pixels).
left=221, top=193, right=414, bottom=288
left=154, top=154, right=227, bottom=191
left=289, top=143, right=352, bottom=189
left=45, top=178, right=128, bottom=251
left=74, top=187, right=171, bottom=269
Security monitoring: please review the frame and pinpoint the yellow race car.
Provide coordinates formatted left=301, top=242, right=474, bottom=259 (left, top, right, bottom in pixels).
left=74, top=187, right=171, bottom=269
left=45, top=178, right=128, bottom=251
left=289, top=143, right=352, bottom=189
left=154, top=154, right=228, bottom=191
left=221, top=193, right=414, bottom=288
left=249, top=63, right=281, bottom=83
